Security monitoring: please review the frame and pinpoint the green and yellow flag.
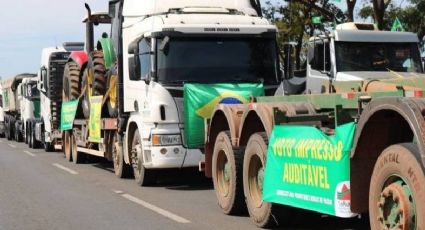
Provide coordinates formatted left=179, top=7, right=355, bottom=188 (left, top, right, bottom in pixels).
left=184, top=83, right=264, bottom=148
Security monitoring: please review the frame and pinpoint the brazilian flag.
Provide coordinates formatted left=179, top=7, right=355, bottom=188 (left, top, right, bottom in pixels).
left=184, top=83, right=264, bottom=148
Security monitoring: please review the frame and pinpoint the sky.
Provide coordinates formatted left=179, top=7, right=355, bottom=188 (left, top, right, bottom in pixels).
left=0, top=0, right=356, bottom=79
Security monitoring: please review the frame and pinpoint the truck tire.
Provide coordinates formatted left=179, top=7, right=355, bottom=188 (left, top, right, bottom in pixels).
left=131, top=129, right=156, bottom=186
left=25, top=122, right=29, bottom=144
left=369, top=143, right=425, bottom=230
left=30, top=125, right=39, bottom=149
left=106, top=68, right=118, bottom=117
left=63, top=131, right=72, bottom=162
left=7, top=118, right=14, bottom=141
left=14, top=122, right=21, bottom=142
left=28, top=124, right=33, bottom=148
left=71, top=132, right=86, bottom=164
left=44, top=141, right=54, bottom=152
left=243, top=132, right=293, bottom=228
left=112, top=132, right=131, bottom=178
left=212, top=131, right=246, bottom=215
left=81, top=71, right=91, bottom=119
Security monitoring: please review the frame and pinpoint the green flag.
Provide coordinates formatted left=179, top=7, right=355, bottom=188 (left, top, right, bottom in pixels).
left=391, top=17, right=405, bottom=32
left=312, top=16, right=322, bottom=25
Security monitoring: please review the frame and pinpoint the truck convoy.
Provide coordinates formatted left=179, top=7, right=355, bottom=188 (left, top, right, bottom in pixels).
left=61, top=0, right=278, bottom=185
left=27, top=43, right=84, bottom=150
left=205, top=22, right=425, bottom=228
left=1, top=73, right=36, bottom=141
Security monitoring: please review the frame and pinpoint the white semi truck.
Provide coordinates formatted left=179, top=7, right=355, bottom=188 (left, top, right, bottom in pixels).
left=28, top=43, right=84, bottom=150
left=62, top=0, right=280, bottom=185
left=15, top=77, right=40, bottom=144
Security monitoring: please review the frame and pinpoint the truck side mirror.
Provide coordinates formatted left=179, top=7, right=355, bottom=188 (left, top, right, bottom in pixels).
left=128, top=56, right=141, bottom=81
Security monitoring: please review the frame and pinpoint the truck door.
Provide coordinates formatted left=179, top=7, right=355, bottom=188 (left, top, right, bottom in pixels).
left=306, top=40, right=332, bottom=94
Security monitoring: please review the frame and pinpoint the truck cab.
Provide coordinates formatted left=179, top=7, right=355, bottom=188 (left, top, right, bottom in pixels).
left=109, top=0, right=280, bottom=177
left=33, top=43, right=84, bottom=150
left=16, top=77, right=40, bottom=143
left=305, top=23, right=424, bottom=94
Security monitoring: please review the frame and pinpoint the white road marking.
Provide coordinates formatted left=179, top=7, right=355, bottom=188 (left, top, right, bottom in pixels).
left=0, top=139, right=3, bottom=143
left=8, top=144, right=16, bottom=148
left=23, top=151, right=36, bottom=157
left=114, top=190, right=190, bottom=224
left=52, top=163, right=78, bottom=175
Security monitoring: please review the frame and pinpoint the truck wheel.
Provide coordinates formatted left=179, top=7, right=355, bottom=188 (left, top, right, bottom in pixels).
left=131, top=129, right=156, bottom=186
left=64, top=131, right=72, bottom=162
left=106, top=69, right=118, bottom=117
left=212, top=131, right=246, bottom=215
left=71, top=132, right=85, bottom=164
left=14, top=122, right=21, bottom=142
left=243, top=132, right=292, bottom=228
left=7, top=119, right=13, bottom=141
left=28, top=125, right=33, bottom=148
left=112, top=132, right=131, bottom=178
left=31, top=126, right=39, bottom=149
left=369, top=143, right=425, bottom=230
left=44, top=141, right=54, bottom=152
left=25, top=123, right=29, bottom=144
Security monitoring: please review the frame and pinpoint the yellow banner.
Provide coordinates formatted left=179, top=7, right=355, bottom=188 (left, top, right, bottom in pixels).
left=89, top=96, right=102, bottom=143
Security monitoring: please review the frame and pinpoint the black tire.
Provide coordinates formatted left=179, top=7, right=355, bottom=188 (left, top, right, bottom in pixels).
left=71, top=132, right=85, bottom=164
left=7, top=118, right=14, bottom=141
left=212, top=131, right=246, bottom=215
left=131, top=129, right=156, bottom=186
left=91, top=50, right=107, bottom=96
left=44, top=141, right=54, bottom=152
left=243, top=132, right=294, bottom=228
left=106, top=68, right=118, bottom=117
left=64, top=131, right=72, bottom=162
left=112, top=132, right=132, bottom=178
left=28, top=125, right=33, bottom=148
left=15, top=122, right=22, bottom=142
left=369, top=143, right=425, bottom=230
left=63, top=61, right=81, bottom=100
left=30, top=125, right=39, bottom=149
left=81, top=51, right=107, bottom=119
left=25, top=122, right=29, bottom=144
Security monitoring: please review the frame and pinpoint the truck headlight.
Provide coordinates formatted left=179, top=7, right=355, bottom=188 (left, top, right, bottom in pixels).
left=152, top=134, right=182, bottom=146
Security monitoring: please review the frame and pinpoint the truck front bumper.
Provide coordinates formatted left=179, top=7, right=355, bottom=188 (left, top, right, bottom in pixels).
left=143, top=145, right=204, bottom=169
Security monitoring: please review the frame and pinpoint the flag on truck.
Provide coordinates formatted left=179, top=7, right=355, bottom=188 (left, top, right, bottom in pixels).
left=184, top=83, right=264, bottom=148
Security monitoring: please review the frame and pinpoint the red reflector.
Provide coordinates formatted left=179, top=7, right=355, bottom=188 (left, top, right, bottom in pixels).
left=414, top=91, right=423, bottom=97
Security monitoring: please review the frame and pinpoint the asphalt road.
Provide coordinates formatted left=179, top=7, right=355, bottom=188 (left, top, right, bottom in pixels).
left=0, top=139, right=370, bottom=230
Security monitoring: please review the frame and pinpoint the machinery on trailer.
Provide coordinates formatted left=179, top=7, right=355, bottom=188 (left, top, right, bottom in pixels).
left=62, top=0, right=279, bottom=185
left=28, top=43, right=84, bottom=150
left=15, top=77, right=40, bottom=143
left=1, top=73, right=36, bottom=141
left=204, top=23, right=425, bottom=229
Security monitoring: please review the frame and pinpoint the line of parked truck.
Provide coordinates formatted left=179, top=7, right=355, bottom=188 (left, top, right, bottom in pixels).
left=1, top=0, right=424, bottom=229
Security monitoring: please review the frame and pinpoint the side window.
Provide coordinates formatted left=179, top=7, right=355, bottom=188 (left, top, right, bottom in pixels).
left=138, top=39, right=151, bottom=79
left=311, top=42, right=331, bottom=72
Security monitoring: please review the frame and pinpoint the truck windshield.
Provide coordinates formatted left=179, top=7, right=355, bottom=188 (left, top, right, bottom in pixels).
left=335, top=42, right=422, bottom=73
left=27, top=83, right=40, bottom=100
left=156, top=37, right=279, bottom=85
